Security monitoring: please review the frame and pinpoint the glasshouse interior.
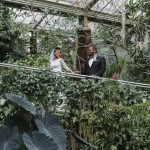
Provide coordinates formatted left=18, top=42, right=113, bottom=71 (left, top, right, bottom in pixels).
left=0, top=0, right=150, bottom=149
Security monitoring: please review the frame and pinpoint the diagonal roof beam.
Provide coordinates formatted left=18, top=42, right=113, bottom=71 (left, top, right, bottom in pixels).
left=3, top=0, right=132, bottom=26
left=85, top=0, right=99, bottom=10
left=32, top=9, right=49, bottom=29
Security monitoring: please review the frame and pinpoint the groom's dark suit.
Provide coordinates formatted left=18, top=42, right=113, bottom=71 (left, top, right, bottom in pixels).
left=83, top=55, right=106, bottom=77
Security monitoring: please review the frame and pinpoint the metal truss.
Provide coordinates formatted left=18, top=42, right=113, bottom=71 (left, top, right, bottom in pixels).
left=4, top=0, right=132, bottom=26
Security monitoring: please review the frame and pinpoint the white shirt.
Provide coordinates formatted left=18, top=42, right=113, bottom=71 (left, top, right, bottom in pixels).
left=88, top=54, right=97, bottom=67
left=50, top=58, right=71, bottom=73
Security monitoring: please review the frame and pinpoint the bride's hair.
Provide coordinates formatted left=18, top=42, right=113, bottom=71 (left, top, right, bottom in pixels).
left=54, top=47, right=60, bottom=52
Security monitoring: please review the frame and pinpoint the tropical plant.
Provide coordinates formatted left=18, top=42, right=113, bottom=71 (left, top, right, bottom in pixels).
left=120, top=0, right=150, bottom=83
left=0, top=92, right=96, bottom=150
left=0, top=0, right=29, bottom=62
left=0, top=93, right=66, bottom=150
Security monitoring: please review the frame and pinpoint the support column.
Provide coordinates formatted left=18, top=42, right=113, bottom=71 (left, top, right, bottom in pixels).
left=76, top=16, right=91, bottom=71
left=76, top=28, right=91, bottom=71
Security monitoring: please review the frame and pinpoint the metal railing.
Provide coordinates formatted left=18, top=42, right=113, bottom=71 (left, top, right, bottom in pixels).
left=0, top=62, right=150, bottom=89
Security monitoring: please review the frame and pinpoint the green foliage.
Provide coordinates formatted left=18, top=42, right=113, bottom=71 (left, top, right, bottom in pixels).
left=13, top=54, right=49, bottom=68
left=0, top=93, right=66, bottom=150
left=0, top=68, right=149, bottom=109
left=0, top=1, right=29, bottom=61
left=126, top=0, right=150, bottom=24
left=0, top=0, right=150, bottom=148
left=124, top=48, right=150, bottom=83
left=37, top=29, right=74, bottom=53
left=120, top=0, right=150, bottom=83
left=75, top=102, right=150, bottom=149
left=0, top=68, right=150, bottom=149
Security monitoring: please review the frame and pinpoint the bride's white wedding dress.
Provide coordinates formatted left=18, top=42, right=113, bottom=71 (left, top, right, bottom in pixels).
left=50, top=58, right=71, bottom=73
left=49, top=52, right=71, bottom=112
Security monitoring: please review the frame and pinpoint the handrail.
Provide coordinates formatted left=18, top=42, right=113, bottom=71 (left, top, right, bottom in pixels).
left=0, top=62, right=150, bottom=89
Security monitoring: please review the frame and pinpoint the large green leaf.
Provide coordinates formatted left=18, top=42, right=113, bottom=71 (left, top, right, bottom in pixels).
left=35, top=111, right=66, bottom=150
left=23, top=132, right=58, bottom=150
left=0, top=127, right=19, bottom=150
left=5, top=93, right=37, bottom=115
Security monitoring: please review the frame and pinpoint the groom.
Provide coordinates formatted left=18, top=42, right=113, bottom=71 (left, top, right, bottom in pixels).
left=82, top=46, right=106, bottom=77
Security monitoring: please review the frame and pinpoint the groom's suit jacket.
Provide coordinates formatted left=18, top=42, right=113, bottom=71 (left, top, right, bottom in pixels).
left=83, top=55, right=106, bottom=77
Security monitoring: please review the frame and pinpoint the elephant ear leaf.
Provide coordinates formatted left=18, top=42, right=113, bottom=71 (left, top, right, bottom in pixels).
left=35, top=111, right=66, bottom=150
left=5, top=93, right=37, bottom=115
left=0, top=127, right=19, bottom=150
left=23, top=132, right=58, bottom=150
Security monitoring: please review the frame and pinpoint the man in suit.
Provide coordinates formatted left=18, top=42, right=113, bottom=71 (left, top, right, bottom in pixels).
left=83, top=46, right=106, bottom=77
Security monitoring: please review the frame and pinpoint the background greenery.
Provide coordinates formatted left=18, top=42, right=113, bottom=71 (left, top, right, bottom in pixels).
left=0, top=68, right=150, bottom=149
left=0, top=0, right=150, bottom=149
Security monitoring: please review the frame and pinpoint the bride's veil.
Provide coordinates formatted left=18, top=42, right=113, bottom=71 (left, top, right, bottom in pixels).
left=49, top=49, right=55, bottom=63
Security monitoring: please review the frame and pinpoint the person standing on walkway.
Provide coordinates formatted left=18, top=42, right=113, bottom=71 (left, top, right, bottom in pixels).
left=83, top=46, right=106, bottom=77
left=49, top=47, right=72, bottom=73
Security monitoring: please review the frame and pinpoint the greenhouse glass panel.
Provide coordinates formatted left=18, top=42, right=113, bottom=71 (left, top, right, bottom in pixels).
left=90, top=0, right=126, bottom=14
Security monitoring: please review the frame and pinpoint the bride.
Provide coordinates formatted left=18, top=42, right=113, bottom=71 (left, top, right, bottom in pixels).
left=49, top=47, right=72, bottom=112
left=49, top=47, right=72, bottom=73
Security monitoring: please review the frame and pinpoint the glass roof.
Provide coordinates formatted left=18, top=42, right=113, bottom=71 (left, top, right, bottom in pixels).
left=44, top=0, right=126, bottom=14
left=44, top=0, right=74, bottom=5
left=12, top=9, right=79, bottom=32
left=9, top=0, right=127, bottom=32
left=92, top=0, right=125, bottom=14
